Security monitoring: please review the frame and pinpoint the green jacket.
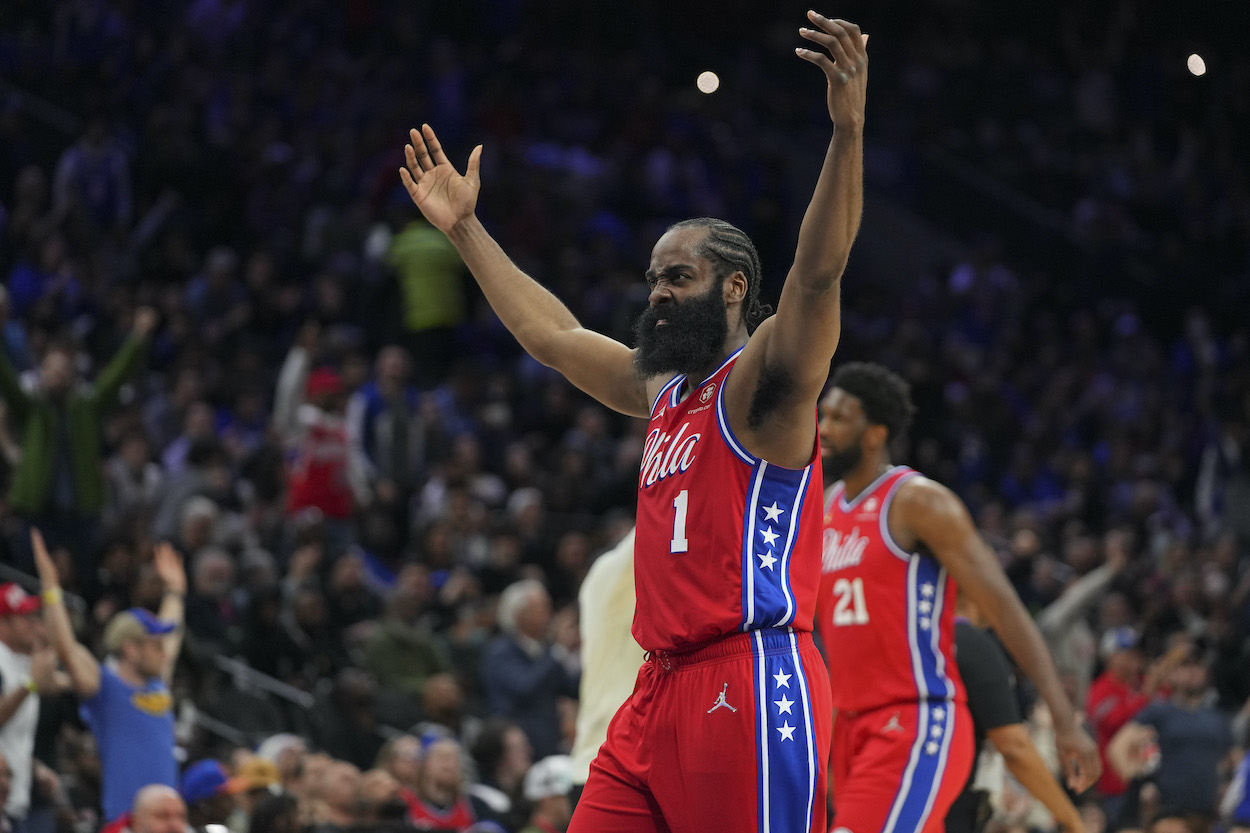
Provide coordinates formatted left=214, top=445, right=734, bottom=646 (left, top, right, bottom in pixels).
left=0, top=337, right=146, bottom=516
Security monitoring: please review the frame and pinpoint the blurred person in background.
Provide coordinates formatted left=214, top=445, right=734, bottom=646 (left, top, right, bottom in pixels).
left=126, top=785, right=189, bottom=833
left=34, top=530, right=186, bottom=823
left=253, top=735, right=307, bottom=796
left=374, top=735, right=423, bottom=803
left=1088, top=628, right=1189, bottom=821
left=0, top=583, right=64, bottom=833
left=347, top=344, right=424, bottom=550
left=387, top=218, right=467, bottom=389
left=361, top=565, right=449, bottom=700
left=947, top=593, right=1086, bottom=833
left=405, top=735, right=477, bottom=831
left=1036, top=531, right=1131, bottom=711
left=51, top=112, right=132, bottom=254
left=273, top=322, right=365, bottom=561
left=103, top=427, right=165, bottom=528
left=479, top=580, right=577, bottom=760
left=314, top=669, right=385, bottom=771
left=223, top=758, right=281, bottom=833
left=1108, top=644, right=1234, bottom=833
left=305, top=760, right=360, bottom=833
left=519, top=755, right=574, bottom=833
left=178, top=759, right=246, bottom=832
left=0, top=307, right=158, bottom=589
left=247, top=793, right=299, bottom=833
left=467, top=720, right=531, bottom=831
left=355, top=769, right=410, bottom=830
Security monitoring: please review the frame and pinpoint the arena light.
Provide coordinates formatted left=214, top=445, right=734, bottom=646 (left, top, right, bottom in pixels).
left=697, top=71, right=721, bottom=94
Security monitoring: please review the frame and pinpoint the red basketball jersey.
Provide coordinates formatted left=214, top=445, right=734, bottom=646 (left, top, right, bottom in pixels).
left=817, top=466, right=966, bottom=711
left=632, top=348, right=825, bottom=653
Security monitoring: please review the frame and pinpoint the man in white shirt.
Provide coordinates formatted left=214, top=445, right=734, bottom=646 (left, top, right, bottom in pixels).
left=0, top=583, right=63, bottom=831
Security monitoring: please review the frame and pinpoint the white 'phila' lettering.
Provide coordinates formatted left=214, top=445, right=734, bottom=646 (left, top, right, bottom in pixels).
left=639, top=422, right=701, bottom=489
left=821, top=526, right=869, bottom=573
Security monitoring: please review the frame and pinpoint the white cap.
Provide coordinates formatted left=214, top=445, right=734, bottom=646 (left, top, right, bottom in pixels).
left=523, top=755, right=572, bottom=801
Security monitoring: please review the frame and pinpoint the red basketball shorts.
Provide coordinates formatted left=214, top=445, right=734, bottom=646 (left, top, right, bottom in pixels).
left=571, top=627, right=832, bottom=833
left=829, top=701, right=974, bottom=833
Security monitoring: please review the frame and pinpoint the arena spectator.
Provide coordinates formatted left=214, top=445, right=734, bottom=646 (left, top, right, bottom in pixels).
left=0, top=307, right=158, bottom=585
left=34, top=530, right=186, bottom=823
left=273, top=323, right=364, bottom=559
left=467, top=720, right=532, bottom=831
left=346, top=344, right=424, bottom=545
left=126, top=786, right=188, bottom=833
left=1087, top=628, right=1188, bottom=818
left=178, top=760, right=245, bottom=831
left=1108, top=645, right=1235, bottom=830
left=0, top=583, right=63, bottom=829
left=361, top=565, right=449, bottom=700
left=518, top=755, right=574, bottom=833
left=479, top=581, right=578, bottom=759
left=404, top=735, right=478, bottom=832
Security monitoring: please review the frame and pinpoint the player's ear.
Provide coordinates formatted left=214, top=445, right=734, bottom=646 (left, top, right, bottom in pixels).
left=865, top=423, right=889, bottom=451
left=723, top=271, right=747, bottom=305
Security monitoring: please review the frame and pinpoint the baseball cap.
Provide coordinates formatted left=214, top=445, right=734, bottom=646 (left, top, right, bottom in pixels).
left=1099, top=626, right=1139, bottom=660
left=255, top=733, right=307, bottom=766
left=102, top=608, right=177, bottom=653
left=305, top=367, right=343, bottom=397
left=0, top=583, right=40, bottom=617
left=181, top=760, right=249, bottom=805
left=234, top=758, right=281, bottom=792
left=523, top=755, right=572, bottom=802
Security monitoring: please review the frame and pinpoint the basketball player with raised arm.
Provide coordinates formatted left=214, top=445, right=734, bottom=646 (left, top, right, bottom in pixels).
left=816, top=363, right=1101, bottom=833
left=400, top=12, right=868, bottom=833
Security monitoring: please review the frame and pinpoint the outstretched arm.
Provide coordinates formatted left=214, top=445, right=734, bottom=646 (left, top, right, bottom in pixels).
left=727, top=14, right=867, bottom=464
left=32, top=529, right=101, bottom=698
left=152, top=542, right=186, bottom=684
left=773, top=14, right=867, bottom=372
left=400, top=126, right=647, bottom=418
left=988, top=724, right=1086, bottom=833
left=894, top=478, right=1102, bottom=793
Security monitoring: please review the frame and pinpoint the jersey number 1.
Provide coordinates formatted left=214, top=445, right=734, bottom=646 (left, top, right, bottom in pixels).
left=671, top=490, right=689, bottom=553
left=832, top=577, right=869, bottom=625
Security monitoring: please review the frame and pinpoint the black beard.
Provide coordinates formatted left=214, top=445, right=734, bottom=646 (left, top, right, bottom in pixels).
left=632, top=281, right=729, bottom=379
left=822, top=442, right=864, bottom=484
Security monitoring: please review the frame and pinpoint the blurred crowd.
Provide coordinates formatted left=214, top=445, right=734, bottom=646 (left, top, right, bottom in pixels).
left=0, top=1, right=1248, bottom=833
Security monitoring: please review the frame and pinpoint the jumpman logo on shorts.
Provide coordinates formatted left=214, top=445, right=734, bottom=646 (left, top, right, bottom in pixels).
left=707, top=683, right=738, bottom=714
left=881, top=710, right=904, bottom=734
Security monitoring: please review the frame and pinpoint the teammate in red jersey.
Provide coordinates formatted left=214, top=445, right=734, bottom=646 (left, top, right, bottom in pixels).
left=401, top=11, right=868, bottom=832
left=816, top=362, right=1101, bottom=833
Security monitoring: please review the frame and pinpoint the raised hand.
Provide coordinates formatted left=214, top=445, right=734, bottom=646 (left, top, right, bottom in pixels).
left=133, top=306, right=160, bottom=338
left=30, top=528, right=61, bottom=589
left=795, top=12, right=868, bottom=131
left=152, top=541, right=187, bottom=596
left=399, top=124, right=484, bottom=235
